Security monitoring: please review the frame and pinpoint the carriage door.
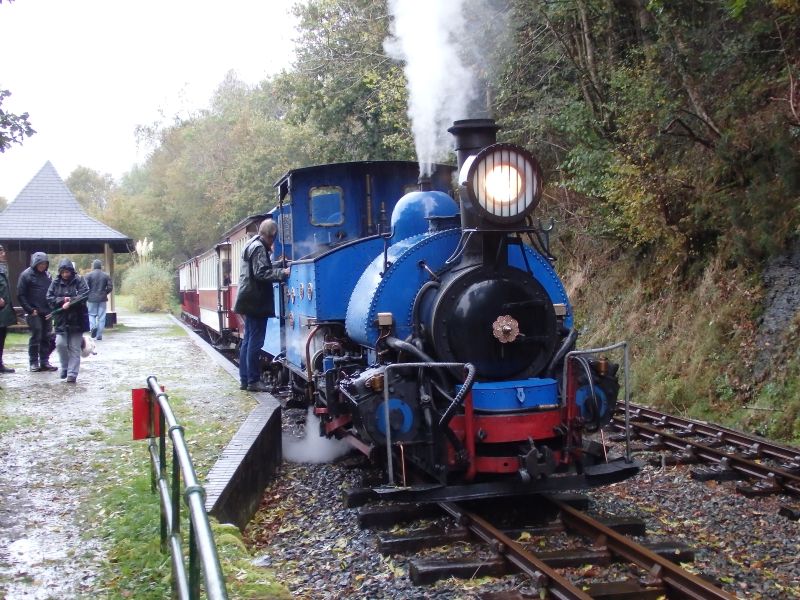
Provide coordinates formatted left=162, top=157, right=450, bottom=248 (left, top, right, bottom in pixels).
left=216, top=242, right=232, bottom=334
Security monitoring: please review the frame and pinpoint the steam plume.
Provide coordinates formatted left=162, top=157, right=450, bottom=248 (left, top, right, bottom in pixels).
left=384, top=0, right=511, bottom=175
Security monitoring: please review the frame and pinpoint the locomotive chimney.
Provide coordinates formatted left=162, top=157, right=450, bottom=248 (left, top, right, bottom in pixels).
left=417, top=174, right=432, bottom=191
left=448, top=119, right=501, bottom=262
left=448, top=118, right=499, bottom=171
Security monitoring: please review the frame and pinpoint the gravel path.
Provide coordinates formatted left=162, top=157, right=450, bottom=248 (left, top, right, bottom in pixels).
left=0, top=311, right=251, bottom=600
left=245, top=410, right=800, bottom=599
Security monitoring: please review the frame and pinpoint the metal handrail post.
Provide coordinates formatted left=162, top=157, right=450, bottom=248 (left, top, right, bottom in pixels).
left=159, top=408, right=168, bottom=552
left=189, top=522, right=200, bottom=598
left=146, top=375, right=229, bottom=600
left=171, top=445, right=182, bottom=600
left=172, top=446, right=181, bottom=538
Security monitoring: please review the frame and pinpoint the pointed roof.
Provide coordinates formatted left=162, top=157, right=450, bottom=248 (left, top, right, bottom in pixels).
left=0, top=161, right=131, bottom=252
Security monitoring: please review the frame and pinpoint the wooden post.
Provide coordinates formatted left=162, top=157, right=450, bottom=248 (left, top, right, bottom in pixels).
left=104, top=242, right=115, bottom=314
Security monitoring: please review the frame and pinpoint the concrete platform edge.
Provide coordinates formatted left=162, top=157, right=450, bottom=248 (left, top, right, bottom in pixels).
left=170, top=314, right=283, bottom=530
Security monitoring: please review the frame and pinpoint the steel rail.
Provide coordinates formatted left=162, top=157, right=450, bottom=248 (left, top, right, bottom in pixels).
left=613, top=419, right=800, bottom=495
left=549, top=498, right=737, bottom=599
left=613, top=404, right=800, bottom=464
left=437, top=502, right=593, bottom=600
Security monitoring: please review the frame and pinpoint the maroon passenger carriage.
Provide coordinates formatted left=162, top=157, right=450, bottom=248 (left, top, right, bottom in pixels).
left=179, top=214, right=267, bottom=347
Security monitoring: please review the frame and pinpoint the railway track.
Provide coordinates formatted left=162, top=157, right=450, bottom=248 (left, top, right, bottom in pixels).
left=353, top=494, right=736, bottom=599
left=611, top=403, right=800, bottom=518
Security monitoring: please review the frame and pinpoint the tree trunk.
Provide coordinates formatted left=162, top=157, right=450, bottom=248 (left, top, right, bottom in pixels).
left=667, top=25, right=722, bottom=137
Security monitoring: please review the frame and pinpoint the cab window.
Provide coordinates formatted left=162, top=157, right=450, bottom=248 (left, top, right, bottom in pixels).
left=310, top=186, right=344, bottom=226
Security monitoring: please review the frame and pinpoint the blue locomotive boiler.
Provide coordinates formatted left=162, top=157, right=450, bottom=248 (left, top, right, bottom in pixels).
left=260, top=120, right=637, bottom=500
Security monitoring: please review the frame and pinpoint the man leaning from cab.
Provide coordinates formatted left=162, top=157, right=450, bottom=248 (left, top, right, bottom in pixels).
left=234, top=219, right=290, bottom=392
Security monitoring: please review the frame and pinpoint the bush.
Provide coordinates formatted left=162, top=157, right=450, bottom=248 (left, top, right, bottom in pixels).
left=121, top=261, right=174, bottom=312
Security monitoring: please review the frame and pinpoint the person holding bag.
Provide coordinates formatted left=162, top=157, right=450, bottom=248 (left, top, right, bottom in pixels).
left=46, top=259, right=89, bottom=383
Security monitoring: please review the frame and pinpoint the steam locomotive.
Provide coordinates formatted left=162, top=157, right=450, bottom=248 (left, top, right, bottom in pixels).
left=180, top=119, right=638, bottom=501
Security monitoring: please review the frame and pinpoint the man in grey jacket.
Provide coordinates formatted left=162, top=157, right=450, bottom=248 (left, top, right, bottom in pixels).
left=85, top=259, right=113, bottom=340
left=233, top=219, right=290, bottom=392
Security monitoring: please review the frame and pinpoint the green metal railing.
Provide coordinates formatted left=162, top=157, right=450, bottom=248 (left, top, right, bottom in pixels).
left=143, top=375, right=228, bottom=600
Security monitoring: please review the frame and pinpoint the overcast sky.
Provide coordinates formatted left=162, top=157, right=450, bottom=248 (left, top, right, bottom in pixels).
left=0, top=0, right=298, bottom=201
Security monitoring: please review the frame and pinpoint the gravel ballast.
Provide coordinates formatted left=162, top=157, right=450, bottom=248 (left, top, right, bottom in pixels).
left=244, top=408, right=799, bottom=599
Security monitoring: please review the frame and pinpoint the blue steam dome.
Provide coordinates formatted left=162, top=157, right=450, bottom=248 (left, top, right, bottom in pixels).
left=390, top=190, right=459, bottom=243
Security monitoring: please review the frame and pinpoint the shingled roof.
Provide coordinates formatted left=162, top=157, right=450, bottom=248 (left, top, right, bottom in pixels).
left=0, top=161, right=132, bottom=253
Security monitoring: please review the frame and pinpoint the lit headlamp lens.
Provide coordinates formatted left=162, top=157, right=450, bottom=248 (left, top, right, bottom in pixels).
left=463, top=144, right=542, bottom=223
left=483, top=164, right=523, bottom=205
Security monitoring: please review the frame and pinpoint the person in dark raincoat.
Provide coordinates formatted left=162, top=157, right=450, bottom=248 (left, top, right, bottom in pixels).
left=17, top=251, right=58, bottom=372
left=46, top=258, right=89, bottom=383
left=0, top=245, right=18, bottom=374
left=85, top=259, right=113, bottom=340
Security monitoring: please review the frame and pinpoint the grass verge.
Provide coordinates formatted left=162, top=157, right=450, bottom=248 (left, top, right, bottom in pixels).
left=85, top=368, right=289, bottom=598
left=562, top=247, right=800, bottom=443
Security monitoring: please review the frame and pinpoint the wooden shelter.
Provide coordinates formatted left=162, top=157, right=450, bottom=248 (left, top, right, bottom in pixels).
left=0, top=161, right=132, bottom=321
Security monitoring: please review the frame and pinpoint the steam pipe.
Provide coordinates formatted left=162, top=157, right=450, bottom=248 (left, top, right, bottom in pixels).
left=546, top=327, right=578, bottom=377
left=438, top=363, right=477, bottom=429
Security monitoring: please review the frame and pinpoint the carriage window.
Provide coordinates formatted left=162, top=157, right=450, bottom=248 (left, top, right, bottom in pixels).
left=221, top=259, right=231, bottom=287
left=310, top=186, right=344, bottom=226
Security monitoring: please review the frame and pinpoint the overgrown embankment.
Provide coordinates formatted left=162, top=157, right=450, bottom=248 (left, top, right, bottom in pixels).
left=560, top=239, right=800, bottom=444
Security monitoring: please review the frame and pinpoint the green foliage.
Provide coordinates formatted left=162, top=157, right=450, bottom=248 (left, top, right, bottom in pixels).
left=121, top=261, right=175, bottom=312
left=275, top=0, right=414, bottom=162
left=0, top=89, right=35, bottom=153
left=66, top=166, right=116, bottom=216
left=561, top=248, right=800, bottom=438
left=497, top=0, right=800, bottom=269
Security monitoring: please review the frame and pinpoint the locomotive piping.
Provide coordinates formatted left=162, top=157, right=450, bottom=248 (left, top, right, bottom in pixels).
left=380, top=360, right=471, bottom=486
left=384, top=336, right=447, bottom=390
left=384, top=336, right=466, bottom=456
left=437, top=362, right=476, bottom=429
left=546, top=327, right=578, bottom=378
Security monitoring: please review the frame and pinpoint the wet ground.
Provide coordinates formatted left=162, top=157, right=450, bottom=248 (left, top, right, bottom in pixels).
left=0, top=311, right=249, bottom=599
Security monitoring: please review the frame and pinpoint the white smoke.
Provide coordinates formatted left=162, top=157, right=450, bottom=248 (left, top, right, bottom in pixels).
left=384, top=0, right=512, bottom=176
left=385, top=0, right=472, bottom=176
left=282, top=408, right=352, bottom=463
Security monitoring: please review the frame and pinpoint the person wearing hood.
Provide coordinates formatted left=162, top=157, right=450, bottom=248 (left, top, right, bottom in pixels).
left=46, top=259, right=90, bottom=383
left=85, top=259, right=112, bottom=340
left=17, top=251, right=58, bottom=372
left=0, top=245, right=18, bottom=374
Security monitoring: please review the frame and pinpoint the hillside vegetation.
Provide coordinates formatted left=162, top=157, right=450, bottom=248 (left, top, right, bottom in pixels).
left=67, top=0, right=799, bottom=439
